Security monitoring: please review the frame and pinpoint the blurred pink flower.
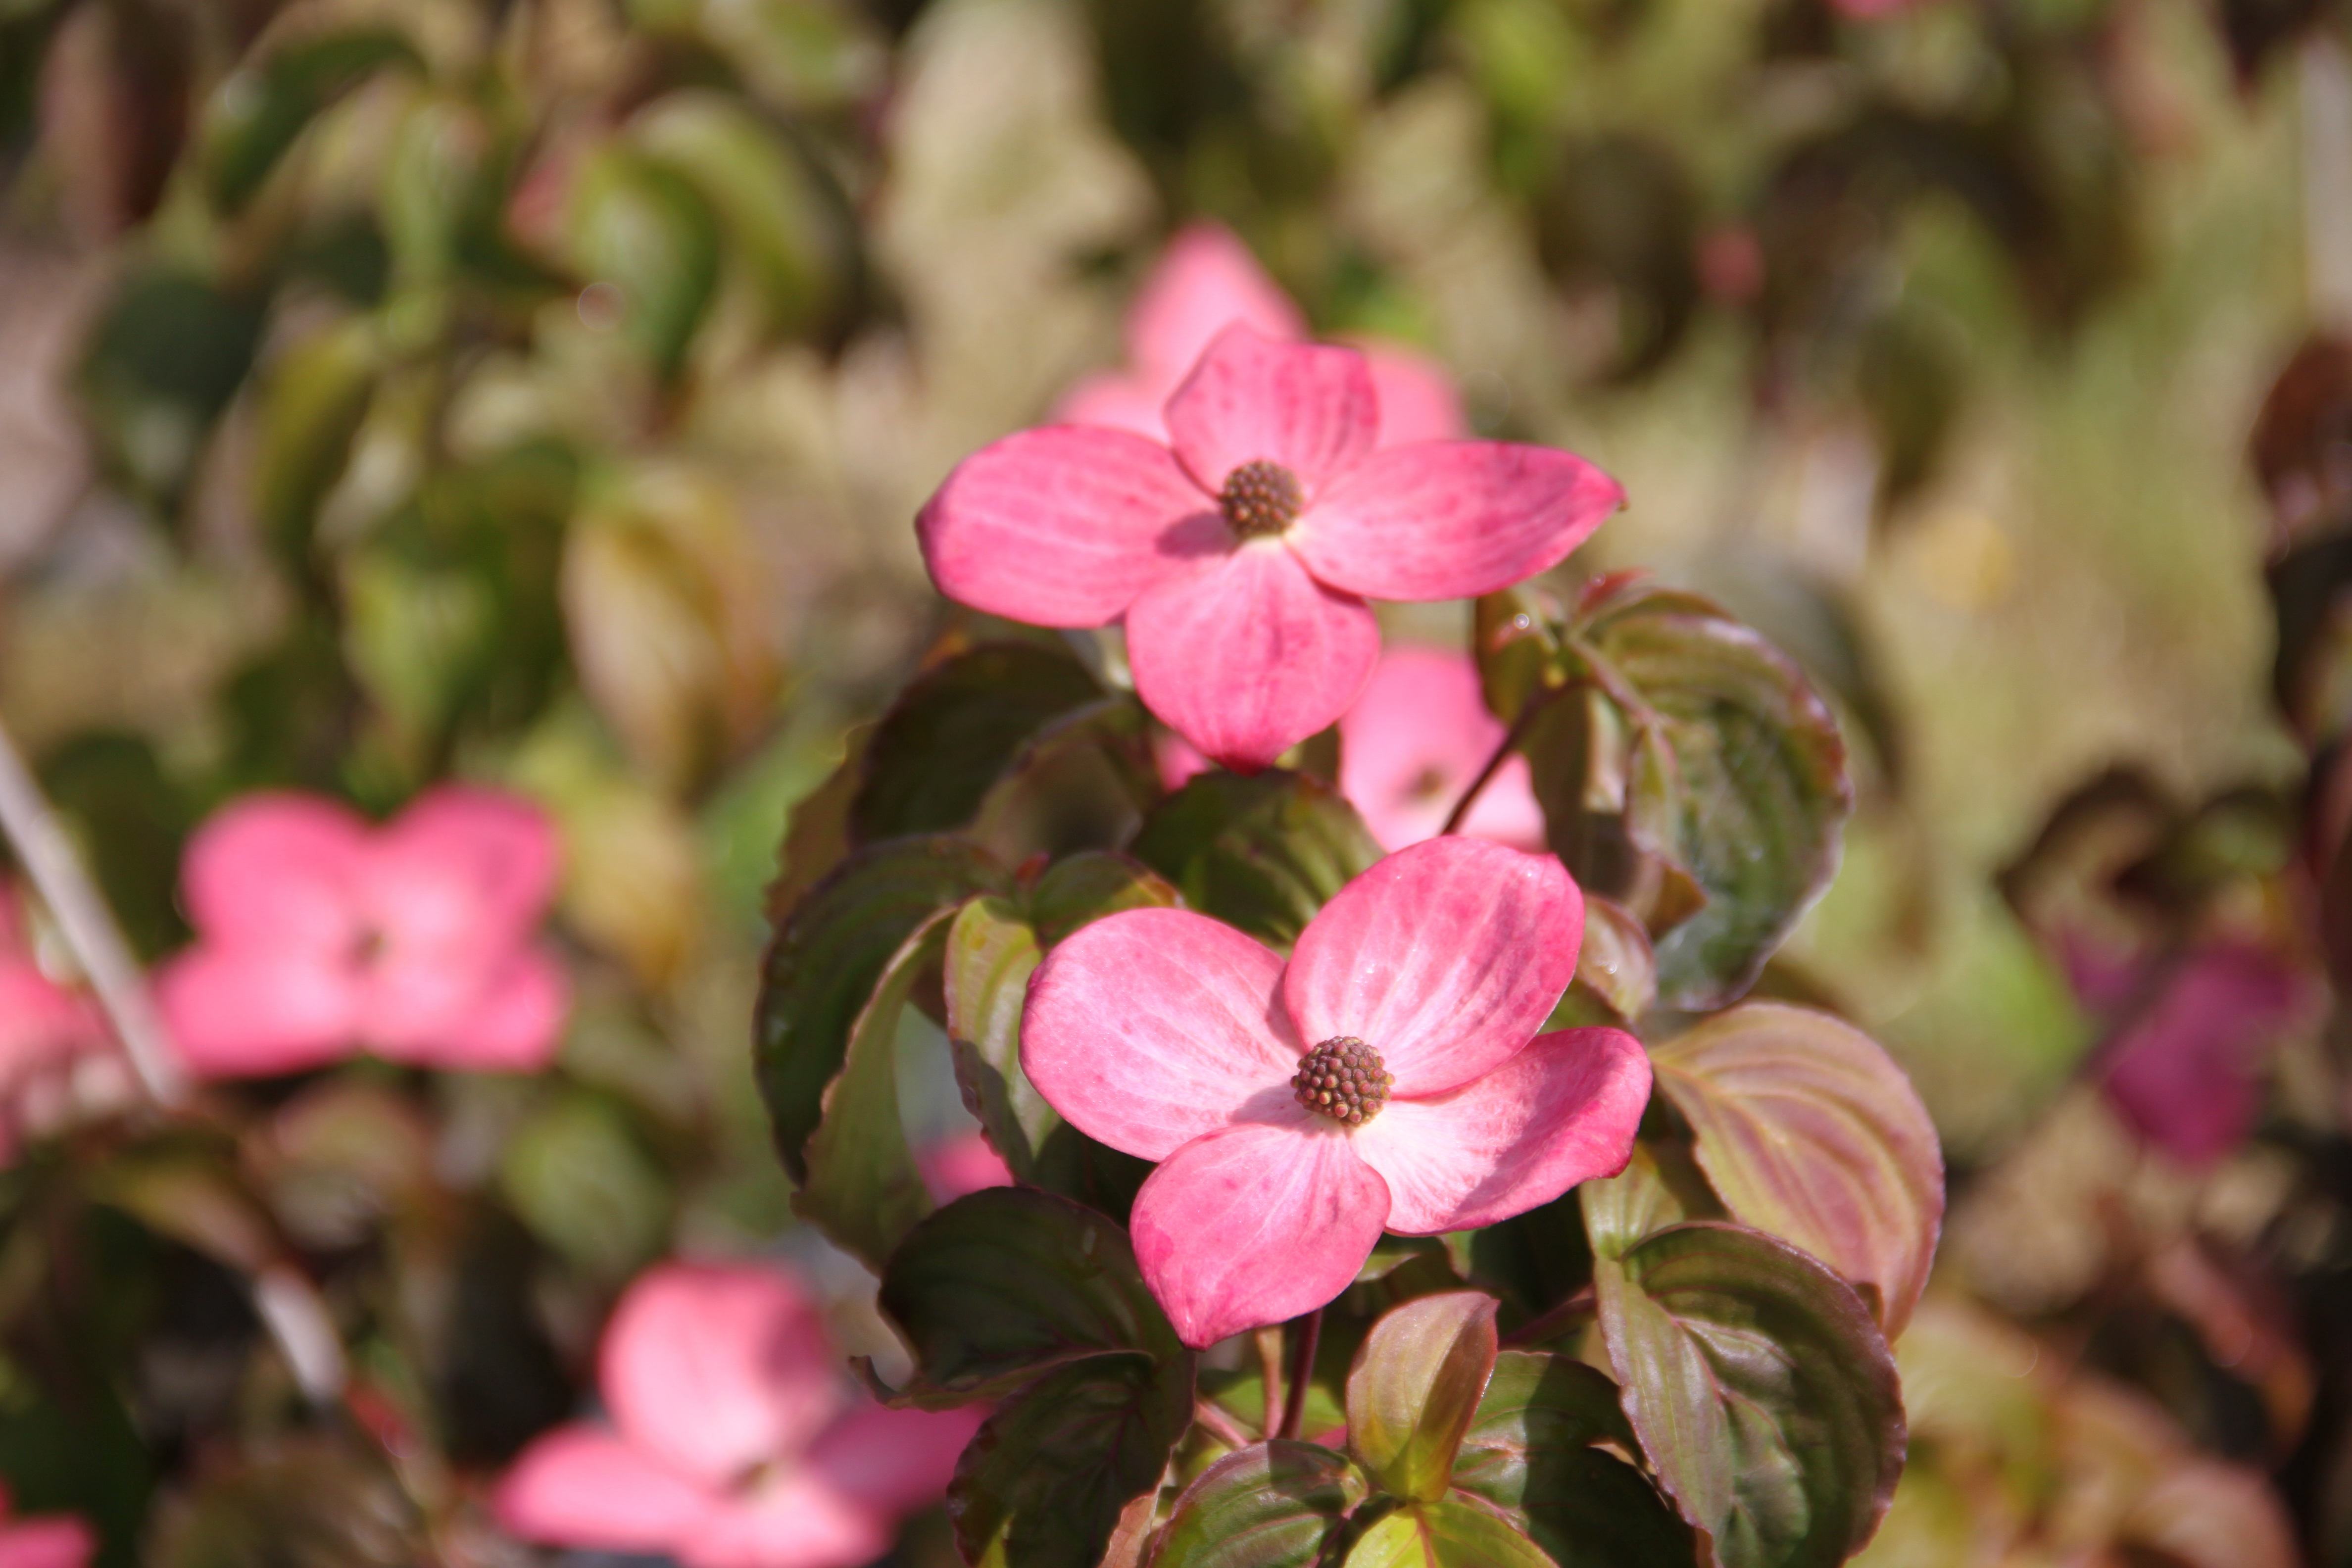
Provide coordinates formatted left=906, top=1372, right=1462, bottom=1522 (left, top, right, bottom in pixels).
left=2099, top=944, right=2320, bottom=1167
left=155, top=787, right=569, bottom=1078
left=1057, top=223, right=1468, bottom=447
left=921, top=326, right=1621, bottom=771
left=496, top=1261, right=983, bottom=1568
left=0, top=888, right=111, bottom=1165
left=1021, top=836, right=1650, bottom=1347
left=917, top=1130, right=1015, bottom=1204
left=1340, top=645, right=1544, bottom=852
left=0, top=1484, right=96, bottom=1568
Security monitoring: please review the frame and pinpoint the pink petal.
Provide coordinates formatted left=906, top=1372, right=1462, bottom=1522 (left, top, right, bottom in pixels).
left=917, top=1130, right=1015, bottom=1204
left=1125, top=543, right=1380, bottom=774
left=1284, top=838, right=1581, bottom=1097
left=1153, top=729, right=1214, bottom=790
left=1023, top=908, right=1298, bottom=1162
left=367, top=947, right=569, bottom=1073
left=916, top=427, right=1212, bottom=627
left=676, top=1474, right=894, bottom=1568
left=1054, top=371, right=1170, bottom=439
left=1296, top=443, right=1622, bottom=602
left=1131, top=1120, right=1390, bottom=1348
left=1163, top=327, right=1377, bottom=497
left=2100, top=945, right=2319, bottom=1167
left=179, top=794, right=369, bottom=950
left=1362, top=347, right=1467, bottom=445
left=368, top=786, right=561, bottom=951
left=1129, top=224, right=1306, bottom=388
left=600, top=1262, right=847, bottom=1486
left=0, top=1517, right=96, bottom=1568
left=0, top=963, right=104, bottom=1092
left=1351, top=1027, right=1651, bottom=1233
left=153, top=947, right=361, bottom=1078
left=494, top=1425, right=720, bottom=1555
left=810, top=1400, right=988, bottom=1517
left=1337, top=645, right=1543, bottom=852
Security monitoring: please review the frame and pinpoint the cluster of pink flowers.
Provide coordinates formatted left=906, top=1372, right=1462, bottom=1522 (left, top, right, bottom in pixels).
left=496, top=1261, right=981, bottom=1568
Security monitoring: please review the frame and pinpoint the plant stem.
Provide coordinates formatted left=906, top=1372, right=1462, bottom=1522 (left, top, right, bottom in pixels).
left=1276, top=1308, right=1321, bottom=1440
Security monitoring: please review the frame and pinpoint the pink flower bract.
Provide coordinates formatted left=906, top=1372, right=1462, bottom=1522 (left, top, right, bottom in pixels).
left=920, top=326, right=1622, bottom=772
left=155, top=786, right=570, bottom=1078
left=918, top=1129, right=1015, bottom=1204
left=1020, top=836, right=1651, bottom=1347
left=2098, top=944, right=2319, bottom=1167
left=0, top=1485, right=96, bottom=1568
left=1339, top=645, right=1545, bottom=852
left=495, top=1261, right=983, bottom=1568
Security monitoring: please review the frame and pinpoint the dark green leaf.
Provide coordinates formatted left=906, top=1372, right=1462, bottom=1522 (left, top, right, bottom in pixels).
left=1029, top=851, right=1179, bottom=948
left=972, top=697, right=1159, bottom=864
left=198, top=30, right=422, bottom=211
left=1592, top=1222, right=1904, bottom=1568
left=950, top=1354, right=1195, bottom=1568
left=755, top=836, right=1006, bottom=1181
left=792, top=914, right=951, bottom=1267
left=1344, top=1291, right=1500, bottom=1502
left=251, top=315, right=379, bottom=568
left=1451, top=1351, right=1694, bottom=1568
left=853, top=643, right=1106, bottom=842
left=1467, top=1190, right=1594, bottom=1326
left=877, top=1187, right=1182, bottom=1407
left=1148, top=1441, right=1370, bottom=1568
left=1131, top=770, right=1382, bottom=947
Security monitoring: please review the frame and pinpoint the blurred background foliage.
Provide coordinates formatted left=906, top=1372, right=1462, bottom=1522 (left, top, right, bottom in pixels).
left=5, top=0, right=2352, bottom=1561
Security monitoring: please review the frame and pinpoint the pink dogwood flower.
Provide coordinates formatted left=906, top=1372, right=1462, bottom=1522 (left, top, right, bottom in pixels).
left=496, top=1261, right=983, bottom=1568
left=1057, top=222, right=1467, bottom=447
left=1339, top=645, right=1545, bottom=852
left=0, top=1485, right=96, bottom=1568
left=1021, top=836, right=1651, bottom=1347
left=920, top=326, right=1622, bottom=772
left=155, top=787, right=569, bottom=1078
left=918, top=1129, right=1015, bottom=1204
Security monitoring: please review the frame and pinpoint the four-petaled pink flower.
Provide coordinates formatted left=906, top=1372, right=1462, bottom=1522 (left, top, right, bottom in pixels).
left=920, top=326, right=1622, bottom=772
left=0, top=1483, right=96, bottom=1568
left=1021, top=836, right=1651, bottom=1347
left=155, top=787, right=569, bottom=1078
left=1338, top=645, right=1545, bottom=852
left=496, top=1261, right=983, bottom=1568
left=1057, top=222, right=1468, bottom=448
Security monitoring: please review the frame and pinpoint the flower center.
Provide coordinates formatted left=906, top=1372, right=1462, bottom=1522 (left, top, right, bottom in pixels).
left=1220, top=459, right=1303, bottom=539
left=1292, top=1036, right=1393, bottom=1126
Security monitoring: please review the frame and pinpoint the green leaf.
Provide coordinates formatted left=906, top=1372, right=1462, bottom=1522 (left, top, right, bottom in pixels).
left=1451, top=1352, right=1695, bottom=1568
left=1592, top=1222, right=1904, bottom=1568
left=1650, top=1004, right=1944, bottom=1338
left=1569, top=585, right=1851, bottom=1009
left=1148, top=1441, right=1370, bottom=1568
left=1472, top=584, right=1567, bottom=721
left=1029, top=851, right=1179, bottom=948
left=951, top=1354, right=1195, bottom=1568
left=792, top=913, right=950, bottom=1267
left=565, top=147, right=722, bottom=381
left=251, top=314, right=380, bottom=568
left=1345, top=1291, right=1501, bottom=1502
left=1466, top=1191, right=1594, bottom=1327
left=877, top=1187, right=1183, bottom=1407
left=1569, top=895, right=1655, bottom=1023
left=1131, top=770, right=1383, bottom=947
left=1578, top=1142, right=1716, bottom=1263
left=1343, top=1497, right=1557, bottom=1568
left=971, top=697, right=1159, bottom=864
left=198, top=30, right=422, bottom=211
left=755, top=836, right=1006, bottom=1182
left=853, top=643, right=1107, bottom=843
left=498, top=1093, right=672, bottom=1280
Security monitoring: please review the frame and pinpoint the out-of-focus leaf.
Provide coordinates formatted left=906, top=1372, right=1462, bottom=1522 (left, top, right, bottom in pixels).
left=1649, top=1004, right=1944, bottom=1339
left=631, top=90, right=853, bottom=338
left=379, top=95, right=494, bottom=286
left=756, top=835, right=1006, bottom=1181
left=1029, top=851, right=1178, bottom=947
left=2250, top=333, right=2352, bottom=553
left=40, top=731, right=192, bottom=960
left=38, top=0, right=190, bottom=242
left=95, top=1150, right=280, bottom=1274
left=1533, top=132, right=1699, bottom=382
left=950, top=1353, right=1195, bottom=1568
left=794, top=913, right=949, bottom=1267
left=252, top=1079, right=434, bottom=1250
left=1343, top=1498, right=1556, bottom=1568
left=79, top=267, right=265, bottom=505
left=2096, top=941, right=2317, bottom=1167
left=1344, top=1291, right=1500, bottom=1502
left=564, top=145, right=722, bottom=381
left=2269, top=531, right=2352, bottom=751
left=876, top=1186, right=1182, bottom=1407
left=1148, top=1442, right=1369, bottom=1568
left=1996, top=766, right=2176, bottom=1004
left=1568, top=580, right=1852, bottom=1009
left=252, top=314, right=379, bottom=570
left=197, top=30, right=422, bottom=212
left=497, top=1092, right=671, bottom=1280
left=2116, top=1457, right=2302, bottom=1568
left=151, top=1437, right=421, bottom=1568
left=1131, top=770, right=1382, bottom=947
left=1451, top=1351, right=1693, bottom=1568
left=1592, top=1221, right=1904, bottom=1568
left=563, top=465, right=780, bottom=792
left=852, top=642, right=1106, bottom=842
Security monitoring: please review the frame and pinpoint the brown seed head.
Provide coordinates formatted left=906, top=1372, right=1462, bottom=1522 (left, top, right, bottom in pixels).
left=1220, top=459, right=1303, bottom=539
left=1291, top=1035, right=1393, bottom=1126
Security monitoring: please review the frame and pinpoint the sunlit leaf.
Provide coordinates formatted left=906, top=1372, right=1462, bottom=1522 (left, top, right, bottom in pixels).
left=1344, top=1291, right=1500, bottom=1502
left=1343, top=1497, right=1556, bottom=1568
left=1130, top=769, right=1382, bottom=947
left=1148, top=1441, right=1369, bottom=1568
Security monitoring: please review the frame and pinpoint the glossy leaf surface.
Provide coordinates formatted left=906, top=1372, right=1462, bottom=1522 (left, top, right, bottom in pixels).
left=1344, top=1291, right=1501, bottom=1502
left=853, top=642, right=1107, bottom=842
left=1130, top=769, right=1383, bottom=947
left=1147, top=1442, right=1370, bottom=1568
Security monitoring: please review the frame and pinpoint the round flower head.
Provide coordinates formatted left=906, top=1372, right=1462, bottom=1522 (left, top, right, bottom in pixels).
left=1021, top=836, right=1651, bottom=1347
left=919, top=325, right=1622, bottom=773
